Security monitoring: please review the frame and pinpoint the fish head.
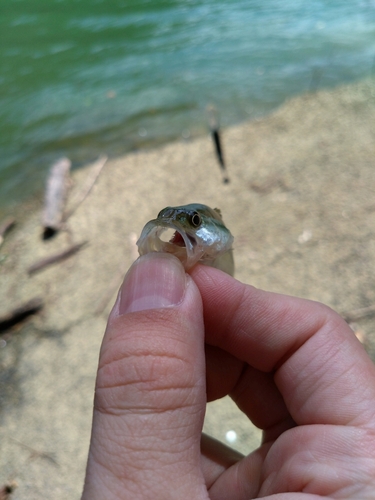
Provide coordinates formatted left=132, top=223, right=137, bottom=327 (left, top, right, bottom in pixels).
left=136, top=203, right=233, bottom=271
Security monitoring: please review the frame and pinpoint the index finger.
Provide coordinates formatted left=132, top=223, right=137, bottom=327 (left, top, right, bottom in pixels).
left=190, top=265, right=375, bottom=430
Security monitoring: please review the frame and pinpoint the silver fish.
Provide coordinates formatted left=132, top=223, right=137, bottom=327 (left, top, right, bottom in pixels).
left=137, top=203, right=234, bottom=275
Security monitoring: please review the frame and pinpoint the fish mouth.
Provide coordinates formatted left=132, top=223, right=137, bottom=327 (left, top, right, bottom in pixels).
left=169, top=229, right=196, bottom=248
left=136, top=219, right=202, bottom=269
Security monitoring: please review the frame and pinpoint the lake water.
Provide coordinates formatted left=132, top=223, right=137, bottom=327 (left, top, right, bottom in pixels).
left=1, top=0, right=375, bottom=210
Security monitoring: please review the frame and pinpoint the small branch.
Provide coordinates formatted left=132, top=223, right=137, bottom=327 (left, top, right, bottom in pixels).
left=95, top=260, right=128, bottom=316
left=0, top=298, right=44, bottom=334
left=42, top=158, right=71, bottom=239
left=0, top=482, right=17, bottom=500
left=206, top=105, right=229, bottom=184
left=28, top=241, right=88, bottom=275
left=0, top=217, right=16, bottom=246
left=95, top=232, right=137, bottom=315
left=9, top=437, right=59, bottom=466
left=249, top=175, right=290, bottom=195
left=63, top=155, right=108, bottom=222
left=341, top=304, right=375, bottom=322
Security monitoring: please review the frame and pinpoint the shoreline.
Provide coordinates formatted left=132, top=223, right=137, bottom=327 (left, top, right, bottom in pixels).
left=1, top=77, right=375, bottom=498
left=1, top=74, right=373, bottom=221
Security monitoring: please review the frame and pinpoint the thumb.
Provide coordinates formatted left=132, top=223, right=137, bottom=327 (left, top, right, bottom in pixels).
left=82, top=253, right=208, bottom=500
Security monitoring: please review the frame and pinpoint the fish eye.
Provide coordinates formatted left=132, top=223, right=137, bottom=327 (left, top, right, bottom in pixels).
left=190, top=212, right=201, bottom=227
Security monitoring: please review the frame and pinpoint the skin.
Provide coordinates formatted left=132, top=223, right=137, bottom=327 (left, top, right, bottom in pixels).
left=82, top=253, right=375, bottom=499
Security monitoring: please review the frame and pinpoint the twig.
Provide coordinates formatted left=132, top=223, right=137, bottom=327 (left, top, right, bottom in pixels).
left=95, top=261, right=128, bottom=316
left=206, top=105, right=229, bottom=184
left=249, top=175, right=290, bottom=195
left=63, top=155, right=108, bottom=221
left=9, top=437, right=59, bottom=466
left=28, top=241, right=88, bottom=275
left=0, top=298, right=44, bottom=334
left=341, top=304, right=375, bottom=322
left=0, top=482, right=17, bottom=500
left=42, top=158, right=72, bottom=239
left=0, top=217, right=16, bottom=246
left=94, top=232, right=137, bottom=315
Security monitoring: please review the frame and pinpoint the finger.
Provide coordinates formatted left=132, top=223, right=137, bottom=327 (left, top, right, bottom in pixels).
left=200, top=433, right=243, bottom=489
left=83, top=254, right=208, bottom=500
left=230, top=365, right=295, bottom=443
left=201, top=433, right=270, bottom=500
left=190, top=265, right=375, bottom=430
left=204, top=344, right=294, bottom=442
left=205, top=344, right=244, bottom=401
left=259, top=424, right=375, bottom=498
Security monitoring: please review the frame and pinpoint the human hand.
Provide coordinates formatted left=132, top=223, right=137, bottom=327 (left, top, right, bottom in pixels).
left=82, top=253, right=375, bottom=499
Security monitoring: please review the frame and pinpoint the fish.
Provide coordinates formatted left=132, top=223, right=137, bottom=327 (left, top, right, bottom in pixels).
left=136, top=203, right=234, bottom=276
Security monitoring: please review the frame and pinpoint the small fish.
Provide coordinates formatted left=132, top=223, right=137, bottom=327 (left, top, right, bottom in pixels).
left=137, top=203, right=234, bottom=275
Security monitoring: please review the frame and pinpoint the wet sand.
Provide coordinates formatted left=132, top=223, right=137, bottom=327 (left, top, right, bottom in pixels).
left=1, top=78, right=375, bottom=498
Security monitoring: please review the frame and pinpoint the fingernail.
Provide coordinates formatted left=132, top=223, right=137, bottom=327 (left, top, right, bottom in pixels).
left=119, top=253, right=187, bottom=314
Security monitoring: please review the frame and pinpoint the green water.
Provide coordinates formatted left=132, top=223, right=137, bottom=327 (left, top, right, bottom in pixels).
left=1, top=0, right=375, bottom=210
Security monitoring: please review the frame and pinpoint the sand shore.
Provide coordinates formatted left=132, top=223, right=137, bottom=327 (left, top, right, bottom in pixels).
left=1, top=78, right=375, bottom=498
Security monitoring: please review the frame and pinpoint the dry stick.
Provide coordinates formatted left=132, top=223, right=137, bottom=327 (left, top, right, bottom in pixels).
left=95, top=232, right=138, bottom=316
left=63, top=155, right=108, bottom=222
left=0, top=482, right=17, bottom=500
left=94, top=260, right=128, bottom=316
left=0, top=297, right=44, bottom=334
left=42, top=157, right=72, bottom=239
left=9, top=437, right=59, bottom=466
left=206, top=105, right=230, bottom=184
left=249, top=175, right=290, bottom=195
left=27, top=241, right=88, bottom=275
left=0, top=217, right=16, bottom=246
left=341, top=304, right=375, bottom=323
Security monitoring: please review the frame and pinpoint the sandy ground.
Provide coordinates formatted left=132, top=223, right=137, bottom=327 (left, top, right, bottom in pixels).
left=1, top=78, right=375, bottom=498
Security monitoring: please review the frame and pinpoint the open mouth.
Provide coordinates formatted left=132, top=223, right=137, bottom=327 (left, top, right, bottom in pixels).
left=159, top=227, right=196, bottom=255
left=169, top=230, right=196, bottom=248
left=169, top=230, right=185, bottom=246
left=137, top=221, right=199, bottom=269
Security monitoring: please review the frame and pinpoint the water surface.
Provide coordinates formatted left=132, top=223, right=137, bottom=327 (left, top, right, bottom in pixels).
left=1, top=0, right=375, bottom=209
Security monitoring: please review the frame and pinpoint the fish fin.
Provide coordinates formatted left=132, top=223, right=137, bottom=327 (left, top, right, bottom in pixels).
left=213, top=207, right=222, bottom=217
left=211, top=249, right=234, bottom=276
